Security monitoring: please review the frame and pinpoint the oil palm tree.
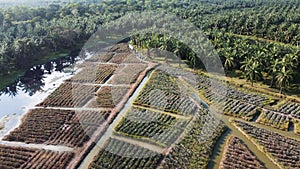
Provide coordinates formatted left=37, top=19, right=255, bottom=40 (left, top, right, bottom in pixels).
left=223, top=48, right=236, bottom=71
left=269, top=58, right=280, bottom=88
left=276, top=67, right=293, bottom=94
left=241, top=58, right=262, bottom=86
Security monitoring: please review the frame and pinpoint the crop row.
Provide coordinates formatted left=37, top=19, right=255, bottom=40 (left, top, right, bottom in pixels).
left=156, top=65, right=200, bottom=87
left=134, top=70, right=197, bottom=115
left=20, top=150, right=74, bottom=169
left=109, top=43, right=132, bottom=54
left=4, top=109, right=110, bottom=147
left=257, top=110, right=291, bottom=131
left=107, top=43, right=145, bottom=64
left=277, top=102, right=300, bottom=119
left=88, top=86, right=130, bottom=108
left=114, top=106, right=189, bottom=146
left=220, top=136, right=266, bottom=169
left=208, top=93, right=258, bottom=121
left=86, top=43, right=133, bottom=63
left=85, top=52, right=113, bottom=63
left=88, top=138, right=162, bottom=169
left=160, top=109, right=226, bottom=168
left=108, top=64, right=147, bottom=85
left=0, top=144, right=73, bottom=169
left=37, top=83, right=98, bottom=108
left=196, top=74, right=268, bottom=106
left=234, top=120, right=300, bottom=169
left=66, top=64, right=117, bottom=84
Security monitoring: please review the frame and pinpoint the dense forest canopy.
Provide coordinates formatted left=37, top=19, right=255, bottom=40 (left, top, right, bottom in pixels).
left=0, top=0, right=299, bottom=93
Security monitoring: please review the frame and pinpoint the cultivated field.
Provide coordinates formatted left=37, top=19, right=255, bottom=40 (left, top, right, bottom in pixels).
left=0, top=144, right=74, bottom=169
left=219, top=136, right=266, bottom=169
left=3, top=109, right=110, bottom=147
left=233, top=120, right=300, bottom=169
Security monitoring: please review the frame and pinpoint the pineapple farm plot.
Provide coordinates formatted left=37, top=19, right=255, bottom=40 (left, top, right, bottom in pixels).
left=114, top=106, right=190, bottom=146
left=66, top=64, right=117, bottom=84
left=257, top=110, right=291, bottom=131
left=108, top=52, right=132, bottom=64
left=86, top=52, right=114, bottom=63
left=0, top=144, right=74, bottom=169
left=160, top=109, right=226, bottom=169
left=109, top=43, right=132, bottom=53
left=108, top=64, right=148, bottom=85
left=3, top=109, right=110, bottom=147
left=212, top=97, right=258, bottom=121
left=277, top=102, right=300, bottom=119
left=134, top=70, right=198, bottom=115
left=37, top=83, right=99, bottom=108
left=88, top=138, right=163, bottom=169
left=233, top=120, right=300, bottom=169
left=88, top=86, right=130, bottom=108
left=257, top=101, right=300, bottom=133
left=219, top=136, right=266, bottom=169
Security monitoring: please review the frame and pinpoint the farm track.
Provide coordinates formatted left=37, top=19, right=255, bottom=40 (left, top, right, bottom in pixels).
left=110, top=134, right=165, bottom=153
left=0, top=140, right=73, bottom=152
left=34, top=106, right=111, bottom=112
left=77, top=72, right=155, bottom=169
left=132, top=105, right=192, bottom=120
left=69, top=82, right=130, bottom=87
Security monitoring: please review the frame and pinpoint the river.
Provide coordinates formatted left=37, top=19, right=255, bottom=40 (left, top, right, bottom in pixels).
left=0, top=52, right=89, bottom=140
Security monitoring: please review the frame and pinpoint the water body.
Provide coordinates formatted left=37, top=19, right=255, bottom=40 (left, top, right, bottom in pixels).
left=0, top=51, right=88, bottom=139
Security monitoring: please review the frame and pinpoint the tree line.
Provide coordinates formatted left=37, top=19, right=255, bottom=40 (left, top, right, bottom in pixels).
left=0, top=0, right=300, bottom=93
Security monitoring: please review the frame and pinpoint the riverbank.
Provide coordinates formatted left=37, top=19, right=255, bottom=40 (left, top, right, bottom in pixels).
left=0, top=116, right=9, bottom=131
left=0, top=45, right=84, bottom=91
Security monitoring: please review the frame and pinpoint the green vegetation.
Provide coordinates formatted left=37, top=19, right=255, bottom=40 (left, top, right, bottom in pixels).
left=88, top=138, right=163, bottom=169
left=161, top=110, right=226, bottom=169
left=115, top=106, right=189, bottom=147
left=1, top=0, right=300, bottom=94
left=133, top=70, right=197, bottom=115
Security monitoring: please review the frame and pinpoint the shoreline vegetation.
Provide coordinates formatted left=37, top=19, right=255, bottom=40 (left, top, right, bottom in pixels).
left=0, top=44, right=83, bottom=91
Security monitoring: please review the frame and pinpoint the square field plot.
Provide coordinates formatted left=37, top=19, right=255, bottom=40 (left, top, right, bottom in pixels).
left=88, top=86, right=130, bottom=108
left=114, top=106, right=189, bottom=146
left=3, top=109, right=110, bottom=147
left=134, top=70, right=198, bottom=115
left=88, top=138, right=163, bottom=169
left=108, top=64, right=148, bottom=85
left=66, top=64, right=117, bottom=84
left=37, top=83, right=99, bottom=108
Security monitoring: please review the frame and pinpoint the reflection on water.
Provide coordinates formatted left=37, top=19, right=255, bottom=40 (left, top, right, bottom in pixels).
left=0, top=49, right=87, bottom=139
left=0, top=51, right=80, bottom=97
